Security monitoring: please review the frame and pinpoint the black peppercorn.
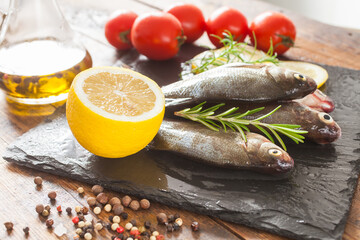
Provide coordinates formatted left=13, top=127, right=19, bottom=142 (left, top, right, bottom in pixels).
left=79, top=232, right=85, bottom=238
left=144, top=221, right=151, bottom=229
left=174, top=213, right=180, bottom=219
left=120, top=212, right=128, bottom=220
left=78, top=214, right=85, bottom=221
left=130, top=219, right=137, bottom=226
left=111, top=236, right=116, bottom=240
left=105, top=223, right=111, bottom=230
left=46, top=219, right=54, bottom=228
left=191, top=221, right=199, bottom=231
left=23, top=227, right=30, bottom=235
left=140, top=231, right=150, bottom=237
left=173, top=222, right=180, bottom=231
left=66, top=207, right=72, bottom=215
left=166, top=223, right=173, bottom=232
left=118, top=234, right=125, bottom=240
left=167, top=215, right=175, bottom=223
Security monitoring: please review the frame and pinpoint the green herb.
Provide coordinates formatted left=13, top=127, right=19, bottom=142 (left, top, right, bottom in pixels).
left=174, top=102, right=308, bottom=151
left=186, top=31, right=279, bottom=74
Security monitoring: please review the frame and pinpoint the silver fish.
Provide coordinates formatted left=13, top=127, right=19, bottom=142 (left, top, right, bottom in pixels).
left=162, top=63, right=317, bottom=102
left=149, top=120, right=294, bottom=174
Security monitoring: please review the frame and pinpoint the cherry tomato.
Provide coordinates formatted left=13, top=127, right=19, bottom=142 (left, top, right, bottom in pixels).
left=105, top=10, right=138, bottom=50
left=131, top=12, right=185, bottom=60
left=206, top=7, right=249, bottom=48
left=250, top=11, right=296, bottom=55
left=166, top=3, right=206, bottom=43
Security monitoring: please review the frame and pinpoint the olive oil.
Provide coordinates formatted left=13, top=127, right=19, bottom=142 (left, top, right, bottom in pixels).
left=0, top=39, right=92, bottom=105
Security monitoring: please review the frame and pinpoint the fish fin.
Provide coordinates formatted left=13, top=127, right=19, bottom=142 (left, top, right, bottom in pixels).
left=216, top=62, right=265, bottom=69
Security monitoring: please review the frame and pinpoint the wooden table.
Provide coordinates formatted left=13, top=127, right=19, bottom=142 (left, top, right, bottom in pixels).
left=0, top=0, right=359, bottom=239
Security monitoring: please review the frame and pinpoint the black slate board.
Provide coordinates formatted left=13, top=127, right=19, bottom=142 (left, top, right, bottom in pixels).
left=3, top=64, right=360, bottom=240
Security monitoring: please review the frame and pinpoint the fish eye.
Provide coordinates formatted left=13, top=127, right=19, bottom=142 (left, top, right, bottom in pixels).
left=318, top=112, right=334, bottom=124
left=268, top=148, right=282, bottom=156
left=294, top=73, right=307, bottom=81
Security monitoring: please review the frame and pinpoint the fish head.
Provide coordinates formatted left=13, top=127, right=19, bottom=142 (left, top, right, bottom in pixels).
left=247, top=134, right=294, bottom=173
left=307, top=112, right=341, bottom=144
left=268, top=65, right=317, bottom=99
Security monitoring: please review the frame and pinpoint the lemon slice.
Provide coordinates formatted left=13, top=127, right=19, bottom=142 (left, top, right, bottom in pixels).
left=278, top=61, right=328, bottom=88
left=66, top=66, right=165, bottom=158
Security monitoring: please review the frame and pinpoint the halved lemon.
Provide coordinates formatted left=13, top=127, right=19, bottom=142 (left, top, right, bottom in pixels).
left=278, top=61, right=329, bottom=88
left=66, top=66, right=165, bottom=158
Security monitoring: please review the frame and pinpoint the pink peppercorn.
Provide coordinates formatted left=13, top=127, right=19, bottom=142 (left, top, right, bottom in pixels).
left=116, top=226, right=124, bottom=234
left=156, top=235, right=165, bottom=240
left=72, top=216, right=79, bottom=224
left=130, top=229, right=140, bottom=236
left=57, top=205, right=62, bottom=213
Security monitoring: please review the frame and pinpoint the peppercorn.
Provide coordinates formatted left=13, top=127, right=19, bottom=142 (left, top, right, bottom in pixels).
left=113, top=204, right=124, bottom=215
left=141, top=231, right=150, bottom=237
left=120, top=212, right=128, bottom=220
left=84, top=232, right=92, bottom=240
left=130, top=226, right=138, bottom=231
left=149, top=236, right=156, bottom=240
left=166, top=223, right=173, bottom=232
left=117, top=234, right=125, bottom=240
left=138, top=226, right=146, bottom=233
left=156, top=235, right=165, bottom=240
left=130, top=219, right=137, bottom=226
left=127, top=237, right=134, bottom=240
left=167, top=214, right=175, bottom=223
left=129, top=200, right=140, bottom=211
left=82, top=206, right=89, bottom=215
left=93, top=206, right=101, bottom=215
left=109, top=197, right=121, bottom=206
left=48, top=191, right=57, bottom=200
left=46, top=219, right=54, bottom=228
left=44, top=205, right=51, bottom=212
left=108, top=215, right=114, bottom=222
left=111, top=223, right=120, bottom=231
left=74, top=206, right=81, bottom=214
left=73, top=235, right=80, bottom=240
left=156, top=213, right=167, bottom=225
left=95, top=222, right=103, bottom=231
left=104, top=204, right=112, bottom=212
left=23, top=226, right=30, bottom=235
left=86, top=197, right=97, bottom=207
left=144, top=221, right=151, bottom=229
left=4, top=222, right=13, bottom=231
left=75, top=228, right=82, bottom=235
left=34, top=176, right=43, bottom=186
left=56, top=205, right=62, bottom=213
left=78, top=221, right=85, bottom=228
left=78, top=213, right=85, bottom=221
left=191, top=221, right=199, bottom=231
left=77, top=187, right=85, bottom=194
left=140, top=199, right=150, bottom=209
left=130, top=228, right=140, bottom=236
left=113, top=216, right=121, bottom=224
left=36, top=204, right=44, bottom=214
left=42, top=209, right=50, bottom=217
left=173, top=222, right=180, bottom=231
left=105, top=223, right=111, bottom=230
left=91, top=185, right=103, bottom=196
left=121, top=195, right=132, bottom=207
left=152, top=231, right=159, bottom=236
left=116, top=226, right=124, bottom=234
left=175, top=218, right=183, bottom=227
left=85, top=221, right=92, bottom=227
left=79, top=232, right=85, bottom=238
left=72, top=216, right=80, bottom=224
left=125, top=222, right=133, bottom=231
left=95, top=202, right=103, bottom=209
left=111, top=236, right=117, bottom=240
left=174, top=213, right=180, bottom=219
left=96, top=193, right=109, bottom=205
left=66, top=207, right=72, bottom=215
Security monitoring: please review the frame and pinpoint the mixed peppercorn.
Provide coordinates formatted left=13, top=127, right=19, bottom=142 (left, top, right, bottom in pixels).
left=3, top=176, right=199, bottom=239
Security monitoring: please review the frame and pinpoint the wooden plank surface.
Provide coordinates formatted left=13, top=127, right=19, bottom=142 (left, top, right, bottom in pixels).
left=0, top=0, right=359, bottom=239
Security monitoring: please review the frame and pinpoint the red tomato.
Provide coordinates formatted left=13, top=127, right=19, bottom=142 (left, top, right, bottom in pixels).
left=250, top=11, right=296, bottom=55
left=166, top=3, right=206, bottom=43
left=206, top=7, right=249, bottom=48
left=131, top=12, right=185, bottom=60
left=105, top=10, right=138, bottom=50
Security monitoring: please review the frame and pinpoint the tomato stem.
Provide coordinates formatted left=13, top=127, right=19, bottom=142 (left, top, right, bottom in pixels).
left=119, top=30, right=131, bottom=44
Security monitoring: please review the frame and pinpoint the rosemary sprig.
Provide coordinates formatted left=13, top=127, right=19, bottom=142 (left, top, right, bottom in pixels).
left=174, top=102, right=308, bottom=151
left=187, top=31, right=279, bottom=74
